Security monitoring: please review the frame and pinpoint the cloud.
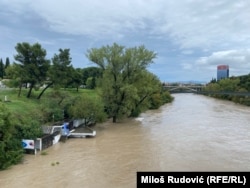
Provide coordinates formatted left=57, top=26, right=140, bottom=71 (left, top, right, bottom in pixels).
left=196, top=49, right=250, bottom=76
left=1, top=0, right=250, bottom=82
left=2, top=0, right=249, bottom=50
left=26, top=0, right=161, bottom=39
left=158, top=1, right=250, bottom=50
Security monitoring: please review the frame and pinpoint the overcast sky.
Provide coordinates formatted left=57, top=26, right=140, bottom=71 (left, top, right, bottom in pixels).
left=1, top=0, right=250, bottom=82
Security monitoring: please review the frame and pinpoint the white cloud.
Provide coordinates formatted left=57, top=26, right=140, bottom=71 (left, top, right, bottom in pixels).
left=196, top=49, right=250, bottom=76
left=158, top=1, right=250, bottom=50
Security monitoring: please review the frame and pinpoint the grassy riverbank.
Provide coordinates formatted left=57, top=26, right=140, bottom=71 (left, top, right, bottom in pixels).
left=0, top=87, right=173, bottom=123
left=0, top=88, right=99, bottom=122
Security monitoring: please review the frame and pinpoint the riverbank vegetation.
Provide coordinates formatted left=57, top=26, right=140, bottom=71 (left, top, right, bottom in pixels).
left=203, top=74, right=250, bottom=106
left=0, top=42, right=173, bottom=170
left=87, top=43, right=173, bottom=122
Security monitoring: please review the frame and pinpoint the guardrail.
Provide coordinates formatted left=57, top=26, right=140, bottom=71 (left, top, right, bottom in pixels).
left=197, top=91, right=250, bottom=96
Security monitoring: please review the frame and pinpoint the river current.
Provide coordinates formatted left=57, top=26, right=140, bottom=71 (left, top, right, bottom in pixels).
left=0, top=94, right=250, bottom=187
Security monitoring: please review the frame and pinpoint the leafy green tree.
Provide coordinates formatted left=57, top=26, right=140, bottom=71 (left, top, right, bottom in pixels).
left=218, top=78, right=240, bottom=91
left=149, top=93, right=162, bottom=109
left=69, top=68, right=83, bottom=91
left=161, top=91, right=174, bottom=104
left=0, top=103, right=23, bottom=170
left=130, top=70, right=162, bottom=116
left=87, top=43, right=157, bottom=122
left=51, top=48, right=73, bottom=88
left=4, top=63, right=23, bottom=90
left=217, top=78, right=240, bottom=100
left=37, top=49, right=73, bottom=99
left=68, top=95, right=106, bottom=125
left=238, top=74, right=250, bottom=91
left=0, top=58, right=4, bottom=79
left=39, top=90, right=74, bottom=122
left=14, top=117, right=43, bottom=140
left=82, top=67, right=102, bottom=86
left=86, top=77, right=96, bottom=89
left=14, top=42, right=50, bottom=98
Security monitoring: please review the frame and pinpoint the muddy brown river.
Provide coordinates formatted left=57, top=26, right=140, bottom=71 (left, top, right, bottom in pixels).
left=1, top=94, right=250, bottom=188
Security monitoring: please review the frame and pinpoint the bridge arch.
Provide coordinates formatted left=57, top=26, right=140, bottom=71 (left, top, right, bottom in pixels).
left=163, top=85, right=204, bottom=94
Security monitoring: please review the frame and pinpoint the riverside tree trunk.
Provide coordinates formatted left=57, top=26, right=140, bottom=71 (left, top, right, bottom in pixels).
left=112, top=116, right=117, bottom=123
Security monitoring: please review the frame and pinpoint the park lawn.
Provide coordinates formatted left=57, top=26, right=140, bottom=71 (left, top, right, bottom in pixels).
left=0, top=89, right=40, bottom=116
left=0, top=88, right=100, bottom=118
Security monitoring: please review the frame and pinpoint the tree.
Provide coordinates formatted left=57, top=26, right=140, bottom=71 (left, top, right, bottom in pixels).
left=130, top=70, right=163, bottom=116
left=4, top=63, right=25, bottom=95
left=218, top=78, right=240, bottom=91
left=37, top=49, right=72, bottom=99
left=68, top=95, right=106, bottom=126
left=82, top=67, right=102, bottom=86
left=0, top=58, right=4, bottom=79
left=14, top=42, right=50, bottom=98
left=86, top=77, right=96, bottom=89
left=68, top=68, right=83, bottom=91
left=0, top=103, right=23, bottom=170
left=87, top=43, right=157, bottom=122
left=209, top=78, right=217, bottom=83
left=238, top=74, right=250, bottom=91
left=5, top=57, right=10, bottom=70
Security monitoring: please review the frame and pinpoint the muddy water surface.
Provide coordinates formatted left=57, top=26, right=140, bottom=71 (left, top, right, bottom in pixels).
left=1, top=94, right=250, bottom=188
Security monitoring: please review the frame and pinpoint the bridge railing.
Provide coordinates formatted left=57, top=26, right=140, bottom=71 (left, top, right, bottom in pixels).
left=196, top=91, right=250, bottom=96
left=163, top=85, right=204, bottom=93
left=163, top=85, right=250, bottom=96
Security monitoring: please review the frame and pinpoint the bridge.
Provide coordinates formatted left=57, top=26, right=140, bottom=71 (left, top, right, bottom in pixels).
left=164, top=84, right=204, bottom=93
left=164, top=84, right=250, bottom=96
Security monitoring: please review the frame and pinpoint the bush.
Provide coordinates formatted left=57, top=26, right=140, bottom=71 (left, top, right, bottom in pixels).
left=68, top=95, right=107, bottom=125
left=0, top=103, right=23, bottom=170
left=149, top=91, right=174, bottom=109
left=161, top=91, right=174, bottom=104
left=149, top=93, right=162, bottom=109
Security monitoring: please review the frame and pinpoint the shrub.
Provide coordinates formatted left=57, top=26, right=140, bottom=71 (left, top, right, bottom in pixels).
left=0, top=103, right=23, bottom=170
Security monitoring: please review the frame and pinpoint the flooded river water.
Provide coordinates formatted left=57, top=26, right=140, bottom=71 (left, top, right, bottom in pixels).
left=1, top=94, right=250, bottom=187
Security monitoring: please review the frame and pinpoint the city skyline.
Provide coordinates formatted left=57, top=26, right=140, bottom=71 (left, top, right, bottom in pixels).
left=1, top=0, right=250, bottom=83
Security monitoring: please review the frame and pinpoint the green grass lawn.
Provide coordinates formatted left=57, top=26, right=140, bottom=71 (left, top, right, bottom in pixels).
left=0, top=88, right=100, bottom=118
left=0, top=89, right=40, bottom=119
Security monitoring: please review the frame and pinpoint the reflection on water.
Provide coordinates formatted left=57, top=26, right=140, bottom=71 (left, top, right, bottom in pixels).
left=1, top=94, right=250, bottom=188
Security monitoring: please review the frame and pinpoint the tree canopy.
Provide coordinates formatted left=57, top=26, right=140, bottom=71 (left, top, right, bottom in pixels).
left=37, top=48, right=73, bottom=99
left=0, top=57, right=10, bottom=79
left=14, top=42, right=50, bottom=98
left=68, top=94, right=106, bottom=126
left=87, top=43, right=162, bottom=122
left=204, top=76, right=250, bottom=105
